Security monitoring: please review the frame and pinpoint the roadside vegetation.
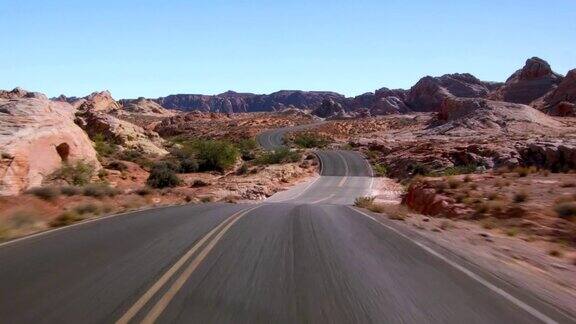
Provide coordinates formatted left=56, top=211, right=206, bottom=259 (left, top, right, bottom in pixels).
left=291, top=132, right=331, bottom=148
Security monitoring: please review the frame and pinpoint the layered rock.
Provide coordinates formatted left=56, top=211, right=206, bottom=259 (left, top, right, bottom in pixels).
left=118, top=97, right=175, bottom=117
left=312, top=99, right=347, bottom=119
left=405, top=73, right=490, bottom=112
left=347, top=88, right=410, bottom=115
left=0, top=91, right=101, bottom=195
left=493, top=57, right=563, bottom=105
left=429, top=97, right=563, bottom=136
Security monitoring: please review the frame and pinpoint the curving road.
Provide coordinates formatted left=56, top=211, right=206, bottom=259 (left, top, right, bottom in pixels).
left=0, top=125, right=573, bottom=323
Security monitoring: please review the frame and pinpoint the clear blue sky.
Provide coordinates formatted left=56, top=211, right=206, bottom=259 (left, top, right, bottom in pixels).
left=1, top=0, right=575, bottom=99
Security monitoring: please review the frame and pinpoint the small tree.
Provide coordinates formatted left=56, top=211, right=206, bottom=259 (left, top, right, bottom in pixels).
left=194, top=140, right=239, bottom=171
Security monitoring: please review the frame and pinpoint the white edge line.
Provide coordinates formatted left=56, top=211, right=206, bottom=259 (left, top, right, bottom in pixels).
left=267, top=175, right=321, bottom=203
left=348, top=206, right=558, bottom=324
left=0, top=203, right=201, bottom=249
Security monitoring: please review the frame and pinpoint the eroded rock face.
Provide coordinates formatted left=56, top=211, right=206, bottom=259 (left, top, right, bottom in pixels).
left=312, top=99, right=347, bottom=119
left=78, top=91, right=121, bottom=113
left=517, top=140, right=576, bottom=172
left=155, top=90, right=345, bottom=113
left=494, top=57, right=563, bottom=105
left=0, top=92, right=101, bottom=195
left=546, top=69, right=576, bottom=116
left=405, top=73, right=490, bottom=112
left=77, top=111, right=168, bottom=156
left=118, top=97, right=175, bottom=117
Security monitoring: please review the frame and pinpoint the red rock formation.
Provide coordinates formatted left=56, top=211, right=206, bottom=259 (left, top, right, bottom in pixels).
left=0, top=90, right=101, bottom=195
left=492, top=57, right=563, bottom=105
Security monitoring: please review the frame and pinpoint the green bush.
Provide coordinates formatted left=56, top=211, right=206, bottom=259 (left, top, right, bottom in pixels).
left=107, top=160, right=128, bottom=171
left=51, top=161, right=95, bottom=186
left=93, top=133, right=117, bottom=157
left=256, top=147, right=301, bottom=165
left=178, top=158, right=199, bottom=173
left=236, top=138, right=258, bottom=160
left=194, top=140, right=239, bottom=171
left=27, top=186, right=60, bottom=201
left=373, top=163, right=387, bottom=177
left=408, top=162, right=431, bottom=176
left=147, top=163, right=181, bottom=188
left=82, top=183, right=120, bottom=198
left=292, top=133, right=330, bottom=148
left=116, top=149, right=153, bottom=169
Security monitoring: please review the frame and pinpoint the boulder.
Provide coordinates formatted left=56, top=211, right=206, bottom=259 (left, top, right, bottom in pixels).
left=312, top=99, right=346, bottom=118
left=546, top=69, right=576, bottom=115
left=0, top=92, right=101, bottom=195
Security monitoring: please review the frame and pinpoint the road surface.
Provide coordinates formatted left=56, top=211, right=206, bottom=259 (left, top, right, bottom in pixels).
left=0, top=125, right=573, bottom=323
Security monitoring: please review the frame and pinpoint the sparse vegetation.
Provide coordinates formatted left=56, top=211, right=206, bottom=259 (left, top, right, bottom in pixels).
left=60, top=186, right=81, bottom=196
left=93, top=133, right=118, bottom=157
left=554, top=202, right=576, bottom=219
left=49, top=211, right=84, bottom=227
left=354, top=196, right=376, bottom=208
left=82, top=183, right=120, bottom=197
left=194, top=140, right=239, bottom=171
left=372, top=163, right=387, bottom=177
left=435, top=164, right=478, bottom=176
left=146, top=162, right=181, bottom=188
left=256, top=147, right=301, bottom=165
left=50, top=160, right=95, bottom=186
left=73, top=203, right=101, bottom=215
left=292, top=132, right=330, bottom=148
left=513, top=191, right=529, bottom=203
left=236, top=138, right=258, bottom=160
left=27, top=186, right=60, bottom=201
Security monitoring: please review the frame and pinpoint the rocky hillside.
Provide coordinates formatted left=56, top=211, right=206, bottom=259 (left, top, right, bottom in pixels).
left=152, top=90, right=345, bottom=113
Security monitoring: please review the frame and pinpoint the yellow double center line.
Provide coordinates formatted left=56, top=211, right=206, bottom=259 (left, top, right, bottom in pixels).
left=116, top=205, right=262, bottom=324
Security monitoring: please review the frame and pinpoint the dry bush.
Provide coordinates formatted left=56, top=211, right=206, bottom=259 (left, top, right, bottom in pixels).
left=49, top=211, right=84, bottom=228
left=354, top=196, right=376, bottom=208
left=27, top=186, right=60, bottom=201
left=513, top=191, right=529, bottom=203
left=554, top=202, right=576, bottom=219
left=73, top=203, right=101, bottom=216
left=447, top=178, right=461, bottom=189
left=0, top=210, right=39, bottom=239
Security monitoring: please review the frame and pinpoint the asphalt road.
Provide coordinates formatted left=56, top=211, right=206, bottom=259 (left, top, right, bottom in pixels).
left=0, top=126, right=574, bottom=323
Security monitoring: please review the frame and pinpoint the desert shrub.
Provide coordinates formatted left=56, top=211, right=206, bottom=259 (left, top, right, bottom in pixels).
left=463, top=175, right=472, bottom=183
left=513, top=166, right=536, bottom=177
left=513, top=191, right=529, bottom=203
left=194, top=140, right=239, bottom=171
left=554, top=202, right=576, bottom=219
left=51, top=160, right=95, bottom=186
left=200, top=196, right=214, bottom=203
left=191, top=179, right=210, bottom=187
left=73, top=203, right=101, bottom=215
left=237, top=163, right=249, bottom=175
left=561, top=182, right=576, bottom=188
left=549, top=249, right=563, bottom=257
left=82, top=183, right=120, bottom=198
left=27, top=186, right=60, bottom=201
left=178, top=158, right=199, bottom=173
left=354, top=196, right=375, bottom=208
left=256, top=147, right=301, bottom=165
left=116, top=149, right=153, bottom=169
left=373, top=163, right=387, bottom=177
left=481, top=217, right=497, bottom=229
left=135, top=187, right=153, bottom=196
left=93, top=133, right=117, bottom=157
left=60, top=186, right=81, bottom=196
left=408, top=162, right=431, bottom=176
left=236, top=138, right=258, bottom=160
left=49, top=211, right=84, bottom=227
left=505, top=228, right=519, bottom=237
left=107, top=160, right=128, bottom=171
left=437, top=164, right=478, bottom=176
left=292, top=133, right=330, bottom=148
left=447, top=178, right=461, bottom=189
left=146, top=163, right=181, bottom=188
left=487, top=192, right=500, bottom=201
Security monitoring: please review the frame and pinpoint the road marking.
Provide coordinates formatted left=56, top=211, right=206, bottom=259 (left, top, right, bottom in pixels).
left=0, top=204, right=189, bottom=249
left=335, top=151, right=349, bottom=187
left=267, top=175, right=321, bottom=203
left=116, top=205, right=261, bottom=324
left=309, top=193, right=335, bottom=204
left=348, top=207, right=558, bottom=324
